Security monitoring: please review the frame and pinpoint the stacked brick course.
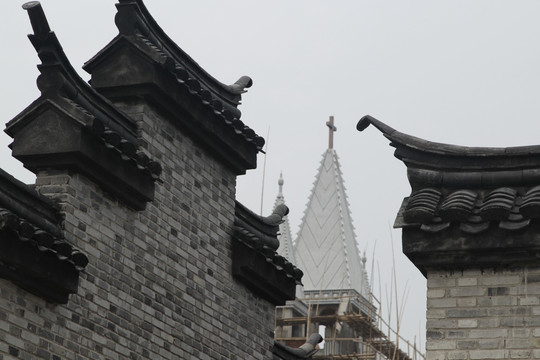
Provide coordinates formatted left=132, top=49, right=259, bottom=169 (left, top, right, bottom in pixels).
left=427, top=268, right=540, bottom=360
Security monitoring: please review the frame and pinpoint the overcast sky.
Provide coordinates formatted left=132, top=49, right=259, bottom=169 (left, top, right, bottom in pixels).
left=3, top=0, right=540, bottom=354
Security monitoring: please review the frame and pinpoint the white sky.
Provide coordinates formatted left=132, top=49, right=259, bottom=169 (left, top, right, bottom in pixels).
left=3, top=0, right=540, bottom=354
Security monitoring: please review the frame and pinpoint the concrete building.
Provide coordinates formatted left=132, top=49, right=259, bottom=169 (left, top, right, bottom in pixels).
left=0, top=1, right=321, bottom=359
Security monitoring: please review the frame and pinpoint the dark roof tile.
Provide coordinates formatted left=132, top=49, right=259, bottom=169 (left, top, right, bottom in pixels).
left=479, top=187, right=516, bottom=220
left=438, top=190, right=477, bottom=221
left=403, top=188, right=441, bottom=224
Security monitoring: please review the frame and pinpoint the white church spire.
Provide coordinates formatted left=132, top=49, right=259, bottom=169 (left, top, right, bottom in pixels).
left=293, top=117, right=370, bottom=296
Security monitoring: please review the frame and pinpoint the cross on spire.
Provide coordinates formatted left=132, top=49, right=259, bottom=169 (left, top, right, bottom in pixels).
left=326, top=116, right=337, bottom=149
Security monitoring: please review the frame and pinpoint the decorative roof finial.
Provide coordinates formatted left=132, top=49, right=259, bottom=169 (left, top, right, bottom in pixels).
left=22, top=2, right=50, bottom=37
left=278, top=172, right=284, bottom=195
left=326, top=116, right=337, bottom=149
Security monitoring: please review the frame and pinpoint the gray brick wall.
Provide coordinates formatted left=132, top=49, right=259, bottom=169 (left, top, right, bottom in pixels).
left=426, top=268, right=540, bottom=360
left=0, top=101, right=274, bottom=359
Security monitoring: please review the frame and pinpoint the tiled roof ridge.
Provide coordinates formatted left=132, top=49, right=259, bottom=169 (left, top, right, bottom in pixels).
left=6, top=3, right=161, bottom=210
left=358, top=115, right=540, bottom=158
left=358, top=115, right=540, bottom=188
left=232, top=201, right=303, bottom=305
left=9, top=3, right=162, bottom=179
left=19, top=2, right=138, bottom=143
left=61, top=98, right=162, bottom=179
left=0, top=167, right=60, bottom=236
left=114, top=0, right=249, bottom=106
left=88, top=116, right=162, bottom=180
left=128, top=34, right=264, bottom=151
left=358, top=115, right=540, bottom=275
left=0, top=207, right=88, bottom=271
left=19, top=2, right=161, bottom=179
left=82, top=0, right=264, bottom=153
left=232, top=225, right=304, bottom=285
left=0, top=172, right=89, bottom=303
left=235, top=201, right=289, bottom=251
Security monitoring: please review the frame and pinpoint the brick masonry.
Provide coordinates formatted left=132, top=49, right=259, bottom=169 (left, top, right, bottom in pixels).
left=426, top=267, right=540, bottom=360
left=0, top=101, right=275, bottom=359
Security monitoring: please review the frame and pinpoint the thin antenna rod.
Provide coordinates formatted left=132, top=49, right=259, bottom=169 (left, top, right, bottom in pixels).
left=260, top=127, right=270, bottom=215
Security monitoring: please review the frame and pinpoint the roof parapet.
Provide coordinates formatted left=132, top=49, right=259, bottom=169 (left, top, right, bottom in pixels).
left=5, top=2, right=161, bottom=210
left=358, top=115, right=540, bottom=189
left=83, top=0, right=263, bottom=174
left=112, top=0, right=252, bottom=109
left=22, top=1, right=138, bottom=142
left=358, top=115, right=540, bottom=275
left=232, top=201, right=303, bottom=305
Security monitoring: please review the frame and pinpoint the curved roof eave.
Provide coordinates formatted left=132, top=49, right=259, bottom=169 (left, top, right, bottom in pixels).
left=357, top=115, right=540, bottom=180
left=111, top=0, right=252, bottom=107
left=358, top=115, right=540, bottom=158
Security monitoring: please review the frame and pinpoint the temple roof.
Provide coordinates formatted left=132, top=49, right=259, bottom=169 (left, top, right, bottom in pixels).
left=358, top=115, right=540, bottom=275
left=293, top=145, right=370, bottom=296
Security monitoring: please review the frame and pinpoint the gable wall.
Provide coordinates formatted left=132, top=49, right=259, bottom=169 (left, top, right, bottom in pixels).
left=0, top=101, right=274, bottom=359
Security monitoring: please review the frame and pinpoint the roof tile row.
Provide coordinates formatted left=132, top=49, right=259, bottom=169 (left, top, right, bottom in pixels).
left=0, top=207, right=88, bottom=270
left=403, top=186, right=540, bottom=233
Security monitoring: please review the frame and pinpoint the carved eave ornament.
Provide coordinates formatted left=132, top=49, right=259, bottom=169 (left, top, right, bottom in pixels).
left=358, top=115, right=540, bottom=276
left=232, top=202, right=304, bottom=305
left=272, top=334, right=323, bottom=360
left=0, top=169, right=88, bottom=304
left=5, top=2, right=161, bottom=210
left=83, top=0, right=264, bottom=175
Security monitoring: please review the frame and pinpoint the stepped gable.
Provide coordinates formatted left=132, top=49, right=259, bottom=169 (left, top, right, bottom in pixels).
left=83, top=0, right=264, bottom=175
left=232, top=201, right=303, bottom=306
left=5, top=2, right=161, bottom=210
left=294, top=118, right=370, bottom=297
left=358, top=115, right=540, bottom=275
left=0, top=168, right=88, bottom=304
